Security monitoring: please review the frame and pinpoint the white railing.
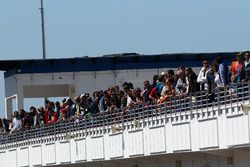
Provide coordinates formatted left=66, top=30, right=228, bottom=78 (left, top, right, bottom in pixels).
left=0, top=82, right=249, bottom=146
left=0, top=83, right=250, bottom=167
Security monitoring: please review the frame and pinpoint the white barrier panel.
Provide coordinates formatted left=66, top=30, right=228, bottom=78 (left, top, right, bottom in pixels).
left=199, top=118, right=219, bottom=149
left=127, top=129, right=144, bottom=157
left=109, top=133, right=124, bottom=159
left=148, top=126, right=166, bottom=154
left=227, top=114, right=249, bottom=146
left=59, top=141, right=71, bottom=164
left=30, top=145, right=42, bottom=166
left=44, top=143, right=56, bottom=165
left=172, top=122, right=191, bottom=152
left=18, top=147, right=29, bottom=167
left=90, top=136, right=104, bottom=160
left=7, top=149, right=17, bottom=167
left=75, top=139, right=87, bottom=162
left=0, top=151, right=6, bottom=167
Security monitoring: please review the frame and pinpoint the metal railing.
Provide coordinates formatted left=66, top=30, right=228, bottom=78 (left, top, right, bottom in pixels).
left=0, top=82, right=250, bottom=146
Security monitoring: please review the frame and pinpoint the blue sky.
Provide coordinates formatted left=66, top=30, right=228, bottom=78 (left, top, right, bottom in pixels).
left=0, top=0, right=250, bottom=117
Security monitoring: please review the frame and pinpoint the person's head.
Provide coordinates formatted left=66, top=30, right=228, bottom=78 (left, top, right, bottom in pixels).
left=153, top=75, right=159, bottom=86
left=86, top=97, right=93, bottom=103
left=202, top=59, right=209, bottom=69
left=178, top=66, right=185, bottom=73
left=110, top=91, right=116, bottom=98
left=66, top=98, right=72, bottom=106
left=37, top=106, right=44, bottom=113
left=74, top=95, right=81, bottom=104
left=127, top=88, right=134, bottom=97
left=107, top=86, right=115, bottom=94
left=244, top=51, right=250, bottom=61
left=62, top=98, right=66, bottom=104
left=128, top=82, right=134, bottom=89
left=186, top=67, right=194, bottom=75
left=45, top=100, right=50, bottom=107
left=211, top=63, right=218, bottom=72
left=123, top=84, right=130, bottom=93
left=177, top=69, right=185, bottom=78
left=114, top=85, right=120, bottom=93
left=158, top=75, right=164, bottom=83
left=48, top=101, right=55, bottom=109
left=119, top=90, right=125, bottom=96
left=29, top=106, right=36, bottom=113
left=18, top=109, right=25, bottom=116
left=166, top=77, right=174, bottom=87
left=236, top=53, right=243, bottom=62
left=55, top=101, right=60, bottom=107
left=134, top=87, right=142, bottom=97
left=143, top=80, right=150, bottom=89
left=215, top=56, right=222, bottom=64
left=13, top=111, right=18, bottom=117
left=80, top=94, right=87, bottom=105
left=92, top=91, right=97, bottom=98
left=122, top=82, right=128, bottom=88
left=104, top=96, right=111, bottom=106
left=167, top=70, right=174, bottom=77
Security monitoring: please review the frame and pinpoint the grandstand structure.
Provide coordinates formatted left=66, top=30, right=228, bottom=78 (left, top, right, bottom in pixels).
left=1, top=52, right=250, bottom=167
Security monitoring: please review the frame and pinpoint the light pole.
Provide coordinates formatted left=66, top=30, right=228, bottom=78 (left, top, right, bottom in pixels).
left=39, top=0, right=48, bottom=105
left=40, top=0, right=46, bottom=59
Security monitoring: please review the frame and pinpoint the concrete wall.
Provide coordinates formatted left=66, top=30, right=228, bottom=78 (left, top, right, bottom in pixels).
left=8, top=67, right=201, bottom=97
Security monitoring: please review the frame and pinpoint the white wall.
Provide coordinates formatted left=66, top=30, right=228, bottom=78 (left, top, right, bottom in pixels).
left=0, top=102, right=250, bottom=167
left=5, top=76, right=17, bottom=97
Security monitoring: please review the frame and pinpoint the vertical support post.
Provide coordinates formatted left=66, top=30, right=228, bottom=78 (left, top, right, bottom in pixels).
left=40, top=0, right=46, bottom=59
left=5, top=97, right=12, bottom=119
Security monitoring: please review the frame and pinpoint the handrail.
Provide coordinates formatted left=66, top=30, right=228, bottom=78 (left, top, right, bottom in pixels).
left=0, top=82, right=249, bottom=145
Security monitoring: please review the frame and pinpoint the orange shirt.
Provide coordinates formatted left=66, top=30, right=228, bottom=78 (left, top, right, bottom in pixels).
left=231, top=61, right=243, bottom=75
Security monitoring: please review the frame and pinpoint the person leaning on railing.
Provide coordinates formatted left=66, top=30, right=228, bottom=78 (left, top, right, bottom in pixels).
left=158, top=77, right=175, bottom=104
left=9, top=111, right=22, bottom=135
left=214, top=56, right=229, bottom=87
left=175, top=68, right=188, bottom=95
left=141, top=80, right=153, bottom=105
left=231, top=53, right=246, bottom=83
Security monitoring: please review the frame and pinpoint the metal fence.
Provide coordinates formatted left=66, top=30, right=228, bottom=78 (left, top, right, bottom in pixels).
left=0, top=82, right=250, bottom=145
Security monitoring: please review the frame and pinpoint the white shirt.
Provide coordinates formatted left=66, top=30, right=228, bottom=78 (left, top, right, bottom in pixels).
left=12, top=117, right=22, bottom=130
left=197, top=67, right=211, bottom=90
left=214, top=72, right=224, bottom=88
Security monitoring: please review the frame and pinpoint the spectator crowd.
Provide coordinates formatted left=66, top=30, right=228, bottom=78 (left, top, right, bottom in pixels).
left=0, top=51, right=250, bottom=136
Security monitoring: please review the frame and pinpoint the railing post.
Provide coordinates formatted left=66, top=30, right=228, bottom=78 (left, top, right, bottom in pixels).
left=236, top=83, right=239, bottom=113
left=190, top=93, right=193, bottom=120
left=248, top=81, right=250, bottom=104
left=201, top=92, right=204, bottom=118
left=224, top=86, right=227, bottom=111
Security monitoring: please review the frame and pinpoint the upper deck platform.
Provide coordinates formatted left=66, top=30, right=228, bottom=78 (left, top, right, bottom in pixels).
left=0, top=83, right=250, bottom=167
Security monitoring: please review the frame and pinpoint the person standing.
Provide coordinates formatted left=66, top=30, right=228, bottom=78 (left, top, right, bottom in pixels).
left=197, top=59, right=211, bottom=91
left=231, top=53, right=245, bottom=83
left=244, top=51, right=250, bottom=81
